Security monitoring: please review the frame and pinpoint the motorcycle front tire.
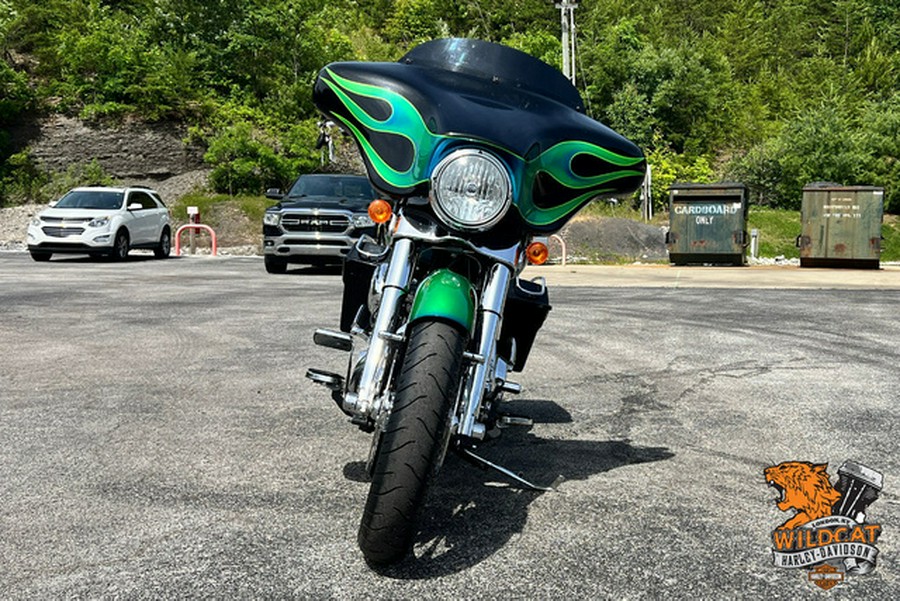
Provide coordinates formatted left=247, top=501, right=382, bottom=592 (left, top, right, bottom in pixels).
left=358, top=319, right=467, bottom=566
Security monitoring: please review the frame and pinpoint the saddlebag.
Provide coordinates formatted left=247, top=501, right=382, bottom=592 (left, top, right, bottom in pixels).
left=340, top=246, right=377, bottom=332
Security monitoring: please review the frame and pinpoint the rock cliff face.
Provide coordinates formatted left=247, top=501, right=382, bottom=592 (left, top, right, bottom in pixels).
left=10, top=116, right=206, bottom=180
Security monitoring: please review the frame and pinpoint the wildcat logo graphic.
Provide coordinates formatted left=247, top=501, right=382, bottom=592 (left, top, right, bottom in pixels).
left=764, top=460, right=884, bottom=590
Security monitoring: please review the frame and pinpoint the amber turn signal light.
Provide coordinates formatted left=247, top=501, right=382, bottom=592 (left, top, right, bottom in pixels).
left=526, top=241, right=549, bottom=265
left=368, top=199, right=393, bottom=224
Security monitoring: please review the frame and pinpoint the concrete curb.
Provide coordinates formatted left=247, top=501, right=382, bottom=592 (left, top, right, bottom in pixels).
left=523, top=263, right=900, bottom=289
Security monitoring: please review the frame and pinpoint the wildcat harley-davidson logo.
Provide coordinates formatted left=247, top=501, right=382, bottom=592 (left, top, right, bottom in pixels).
left=764, top=460, right=884, bottom=590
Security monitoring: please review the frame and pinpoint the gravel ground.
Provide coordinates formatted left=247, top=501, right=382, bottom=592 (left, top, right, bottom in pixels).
left=0, top=203, right=39, bottom=251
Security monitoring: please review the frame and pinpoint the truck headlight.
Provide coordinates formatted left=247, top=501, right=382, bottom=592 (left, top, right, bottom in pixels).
left=430, top=149, right=512, bottom=231
left=263, top=212, right=280, bottom=226
left=352, top=214, right=375, bottom=229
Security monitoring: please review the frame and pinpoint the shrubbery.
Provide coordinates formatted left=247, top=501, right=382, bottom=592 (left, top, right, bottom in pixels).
left=0, top=154, right=115, bottom=206
left=1, top=0, right=898, bottom=209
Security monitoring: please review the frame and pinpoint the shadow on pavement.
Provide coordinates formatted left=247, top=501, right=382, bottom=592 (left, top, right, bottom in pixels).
left=345, top=399, right=674, bottom=579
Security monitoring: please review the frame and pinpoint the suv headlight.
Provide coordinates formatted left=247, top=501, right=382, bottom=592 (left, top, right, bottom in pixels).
left=88, top=216, right=110, bottom=228
left=430, top=149, right=512, bottom=231
left=263, top=212, right=281, bottom=226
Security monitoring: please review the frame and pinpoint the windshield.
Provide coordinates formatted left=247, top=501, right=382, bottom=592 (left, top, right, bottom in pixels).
left=287, top=176, right=375, bottom=200
left=55, top=191, right=124, bottom=210
left=401, top=38, right=583, bottom=111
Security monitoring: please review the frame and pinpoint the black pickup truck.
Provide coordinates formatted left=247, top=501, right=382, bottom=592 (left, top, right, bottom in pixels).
left=262, top=174, right=377, bottom=273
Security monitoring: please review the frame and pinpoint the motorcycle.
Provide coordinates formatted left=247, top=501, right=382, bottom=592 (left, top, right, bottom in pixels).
left=306, top=38, right=646, bottom=566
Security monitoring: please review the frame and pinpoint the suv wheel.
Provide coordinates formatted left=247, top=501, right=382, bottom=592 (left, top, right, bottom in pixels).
left=154, top=227, right=171, bottom=259
left=110, top=230, right=130, bottom=261
left=264, top=255, right=288, bottom=274
left=30, top=251, right=52, bottom=262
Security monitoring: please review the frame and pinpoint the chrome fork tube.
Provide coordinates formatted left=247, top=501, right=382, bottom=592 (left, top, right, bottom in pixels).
left=460, top=262, right=511, bottom=439
left=344, top=238, right=414, bottom=417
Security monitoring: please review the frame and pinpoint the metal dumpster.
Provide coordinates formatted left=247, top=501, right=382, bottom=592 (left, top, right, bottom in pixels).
left=797, top=184, right=884, bottom=269
left=666, top=183, right=748, bottom=266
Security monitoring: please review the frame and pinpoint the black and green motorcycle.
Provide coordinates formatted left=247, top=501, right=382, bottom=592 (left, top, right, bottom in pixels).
left=307, top=38, right=646, bottom=567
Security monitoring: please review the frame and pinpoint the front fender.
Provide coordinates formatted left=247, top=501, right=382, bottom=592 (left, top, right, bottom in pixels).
left=408, top=269, right=475, bottom=333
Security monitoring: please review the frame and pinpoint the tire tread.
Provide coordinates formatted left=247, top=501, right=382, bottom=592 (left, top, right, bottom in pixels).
left=358, top=320, right=467, bottom=566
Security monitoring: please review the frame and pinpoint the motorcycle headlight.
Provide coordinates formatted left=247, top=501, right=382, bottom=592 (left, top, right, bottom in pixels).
left=430, top=149, right=511, bottom=231
left=263, top=212, right=281, bottom=226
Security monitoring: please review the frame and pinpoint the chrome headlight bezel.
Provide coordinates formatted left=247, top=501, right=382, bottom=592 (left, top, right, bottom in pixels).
left=430, top=149, right=512, bottom=232
left=88, top=216, right=110, bottom=229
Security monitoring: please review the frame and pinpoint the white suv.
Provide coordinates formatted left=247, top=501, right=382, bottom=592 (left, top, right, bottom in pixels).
left=27, top=186, right=172, bottom=261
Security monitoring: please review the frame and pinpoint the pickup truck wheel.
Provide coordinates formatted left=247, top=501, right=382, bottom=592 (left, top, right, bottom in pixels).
left=264, top=255, right=288, bottom=274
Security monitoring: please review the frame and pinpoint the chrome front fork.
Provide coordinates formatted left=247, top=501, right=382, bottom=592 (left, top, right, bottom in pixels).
left=344, top=236, right=515, bottom=439
left=343, top=238, right=414, bottom=419
left=458, top=262, right=511, bottom=440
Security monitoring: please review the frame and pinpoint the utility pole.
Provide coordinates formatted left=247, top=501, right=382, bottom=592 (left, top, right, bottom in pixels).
left=555, top=0, right=578, bottom=85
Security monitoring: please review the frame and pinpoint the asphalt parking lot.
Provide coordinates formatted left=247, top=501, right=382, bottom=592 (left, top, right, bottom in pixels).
left=1, top=252, right=899, bottom=598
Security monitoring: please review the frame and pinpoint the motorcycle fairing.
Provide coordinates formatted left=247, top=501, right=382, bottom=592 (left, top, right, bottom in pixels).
left=314, top=39, right=646, bottom=233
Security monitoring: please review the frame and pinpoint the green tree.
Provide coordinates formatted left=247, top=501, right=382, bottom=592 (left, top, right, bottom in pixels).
left=205, top=120, right=320, bottom=195
left=856, top=94, right=900, bottom=212
left=501, top=30, right=560, bottom=68
left=1, top=0, right=34, bottom=124
left=728, top=97, right=881, bottom=208
left=384, top=0, right=447, bottom=45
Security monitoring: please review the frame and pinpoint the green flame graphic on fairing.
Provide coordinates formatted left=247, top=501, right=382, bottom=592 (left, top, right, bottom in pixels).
left=323, top=68, right=644, bottom=228
left=521, top=140, right=644, bottom=225
left=323, top=68, right=438, bottom=189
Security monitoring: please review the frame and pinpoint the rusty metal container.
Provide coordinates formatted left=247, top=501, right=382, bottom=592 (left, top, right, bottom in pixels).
left=797, top=184, right=884, bottom=269
left=666, top=183, right=748, bottom=266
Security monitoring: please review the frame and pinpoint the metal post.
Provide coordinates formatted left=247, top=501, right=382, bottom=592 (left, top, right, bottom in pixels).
left=555, top=1, right=578, bottom=85
left=640, top=164, right=653, bottom=222
left=568, top=2, right=577, bottom=83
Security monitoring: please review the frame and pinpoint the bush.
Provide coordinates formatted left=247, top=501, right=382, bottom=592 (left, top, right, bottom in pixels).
left=0, top=151, right=48, bottom=206
left=645, top=142, right=716, bottom=212
left=0, top=62, right=33, bottom=125
left=0, top=155, right=116, bottom=207
left=204, top=120, right=321, bottom=195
